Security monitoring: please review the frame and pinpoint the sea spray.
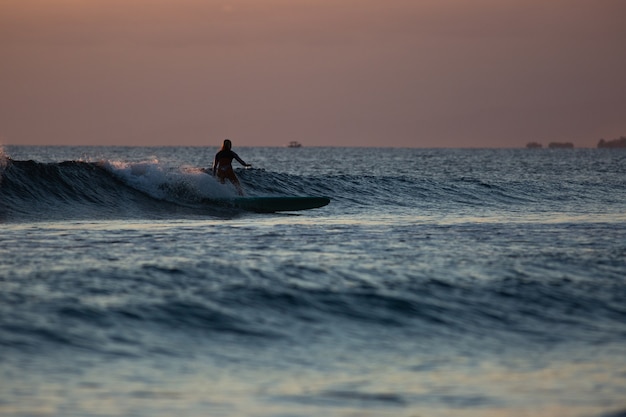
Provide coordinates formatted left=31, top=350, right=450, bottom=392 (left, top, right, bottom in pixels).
left=101, top=159, right=240, bottom=203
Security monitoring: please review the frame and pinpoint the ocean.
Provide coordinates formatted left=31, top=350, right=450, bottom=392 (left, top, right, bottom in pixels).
left=1, top=145, right=625, bottom=417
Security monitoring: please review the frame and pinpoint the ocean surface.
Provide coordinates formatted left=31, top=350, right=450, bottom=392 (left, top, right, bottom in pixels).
left=1, top=145, right=625, bottom=417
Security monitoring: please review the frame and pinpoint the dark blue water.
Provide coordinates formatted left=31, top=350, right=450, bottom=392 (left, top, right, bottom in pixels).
left=1, top=146, right=626, bottom=417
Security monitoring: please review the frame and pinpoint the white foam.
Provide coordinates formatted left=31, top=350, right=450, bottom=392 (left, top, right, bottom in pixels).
left=100, top=159, right=238, bottom=202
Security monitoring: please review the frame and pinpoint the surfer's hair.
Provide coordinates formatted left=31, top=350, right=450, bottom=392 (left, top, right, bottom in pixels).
left=221, top=139, right=232, bottom=151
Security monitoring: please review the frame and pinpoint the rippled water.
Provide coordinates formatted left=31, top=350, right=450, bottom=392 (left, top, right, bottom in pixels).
left=1, top=146, right=625, bottom=416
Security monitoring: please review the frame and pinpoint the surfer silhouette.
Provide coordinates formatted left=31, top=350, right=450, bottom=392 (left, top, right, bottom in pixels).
left=212, top=139, right=251, bottom=195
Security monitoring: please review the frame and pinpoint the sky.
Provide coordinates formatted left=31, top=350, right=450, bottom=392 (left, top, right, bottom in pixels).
left=1, top=0, right=625, bottom=148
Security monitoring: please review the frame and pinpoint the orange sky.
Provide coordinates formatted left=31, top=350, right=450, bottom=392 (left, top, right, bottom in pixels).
left=1, top=0, right=625, bottom=147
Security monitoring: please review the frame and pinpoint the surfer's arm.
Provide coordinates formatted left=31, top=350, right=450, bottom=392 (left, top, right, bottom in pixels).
left=212, top=155, right=218, bottom=175
left=233, top=153, right=251, bottom=167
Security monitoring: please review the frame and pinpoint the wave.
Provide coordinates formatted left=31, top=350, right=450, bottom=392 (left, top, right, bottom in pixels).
left=1, top=152, right=624, bottom=222
left=0, top=159, right=186, bottom=221
left=3, top=269, right=625, bottom=356
left=0, top=157, right=330, bottom=221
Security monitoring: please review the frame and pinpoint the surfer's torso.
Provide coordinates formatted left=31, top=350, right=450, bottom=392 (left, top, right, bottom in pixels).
left=214, top=149, right=247, bottom=175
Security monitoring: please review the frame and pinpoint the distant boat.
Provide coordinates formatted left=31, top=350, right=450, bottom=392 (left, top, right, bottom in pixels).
left=287, top=141, right=302, bottom=148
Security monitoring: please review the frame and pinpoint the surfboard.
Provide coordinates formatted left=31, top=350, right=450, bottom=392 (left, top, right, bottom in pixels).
left=210, top=196, right=330, bottom=213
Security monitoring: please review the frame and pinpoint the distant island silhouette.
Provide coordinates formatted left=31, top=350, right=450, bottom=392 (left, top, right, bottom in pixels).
left=597, top=136, right=626, bottom=148
left=548, top=142, right=574, bottom=149
left=525, top=142, right=542, bottom=148
left=525, top=136, right=626, bottom=149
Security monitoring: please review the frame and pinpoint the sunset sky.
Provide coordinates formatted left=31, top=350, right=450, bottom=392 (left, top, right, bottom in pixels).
left=1, top=0, right=625, bottom=148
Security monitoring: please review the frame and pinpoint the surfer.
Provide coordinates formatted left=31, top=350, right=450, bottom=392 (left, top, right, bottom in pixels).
left=212, top=139, right=251, bottom=195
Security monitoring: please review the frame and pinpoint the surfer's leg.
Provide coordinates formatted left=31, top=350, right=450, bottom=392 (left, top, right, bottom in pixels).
left=225, top=169, right=244, bottom=195
left=230, top=177, right=244, bottom=195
